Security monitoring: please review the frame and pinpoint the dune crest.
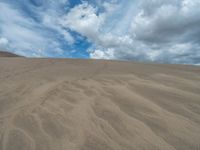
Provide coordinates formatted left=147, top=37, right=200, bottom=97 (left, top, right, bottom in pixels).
left=0, top=51, right=21, bottom=57
left=0, top=58, right=200, bottom=150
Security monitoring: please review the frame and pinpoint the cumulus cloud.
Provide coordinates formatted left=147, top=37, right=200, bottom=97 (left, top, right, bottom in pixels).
left=59, top=0, right=200, bottom=64
left=0, top=0, right=199, bottom=64
left=132, top=0, right=200, bottom=44
left=0, top=1, right=72, bottom=57
left=60, top=2, right=105, bottom=41
left=0, top=37, right=9, bottom=49
left=130, top=0, right=200, bottom=64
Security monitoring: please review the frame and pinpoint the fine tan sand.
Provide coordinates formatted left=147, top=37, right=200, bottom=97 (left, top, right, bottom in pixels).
left=0, top=57, right=200, bottom=150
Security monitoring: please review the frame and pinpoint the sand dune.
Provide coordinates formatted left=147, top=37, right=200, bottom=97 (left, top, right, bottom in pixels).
left=0, top=58, right=200, bottom=150
left=0, top=51, right=21, bottom=57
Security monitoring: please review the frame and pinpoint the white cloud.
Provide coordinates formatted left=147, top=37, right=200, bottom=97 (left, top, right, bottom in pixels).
left=60, top=1, right=137, bottom=58
left=90, top=48, right=115, bottom=59
left=0, top=1, right=65, bottom=57
left=0, top=37, right=9, bottom=49
left=60, top=2, right=105, bottom=41
left=1, top=0, right=200, bottom=64
left=40, top=2, right=75, bottom=45
left=80, top=0, right=200, bottom=64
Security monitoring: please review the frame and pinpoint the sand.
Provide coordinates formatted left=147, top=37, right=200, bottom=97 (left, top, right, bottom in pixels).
left=0, top=57, right=200, bottom=150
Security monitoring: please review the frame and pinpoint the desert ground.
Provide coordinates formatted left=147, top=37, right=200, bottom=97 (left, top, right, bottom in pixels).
left=0, top=51, right=20, bottom=57
left=0, top=55, right=200, bottom=150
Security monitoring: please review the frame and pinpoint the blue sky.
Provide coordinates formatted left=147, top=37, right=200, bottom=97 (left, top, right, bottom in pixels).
left=0, top=0, right=200, bottom=64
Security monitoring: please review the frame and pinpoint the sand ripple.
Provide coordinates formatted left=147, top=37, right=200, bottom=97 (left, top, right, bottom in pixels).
left=0, top=58, right=200, bottom=150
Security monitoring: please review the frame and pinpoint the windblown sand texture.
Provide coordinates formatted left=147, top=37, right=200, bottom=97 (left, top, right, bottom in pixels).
left=0, top=57, right=200, bottom=150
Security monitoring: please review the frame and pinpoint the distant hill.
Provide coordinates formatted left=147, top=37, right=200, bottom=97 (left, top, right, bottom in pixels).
left=0, top=51, right=21, bottom=57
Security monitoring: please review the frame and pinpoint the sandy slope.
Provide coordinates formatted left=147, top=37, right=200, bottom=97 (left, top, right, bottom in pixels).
left=0, top=58, right=200, bottom=150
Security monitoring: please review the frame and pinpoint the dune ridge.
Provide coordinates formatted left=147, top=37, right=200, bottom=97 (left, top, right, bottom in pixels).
left=0, top=58, right=200, bottom=150
left=0, top=51, right=21, bottom=57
